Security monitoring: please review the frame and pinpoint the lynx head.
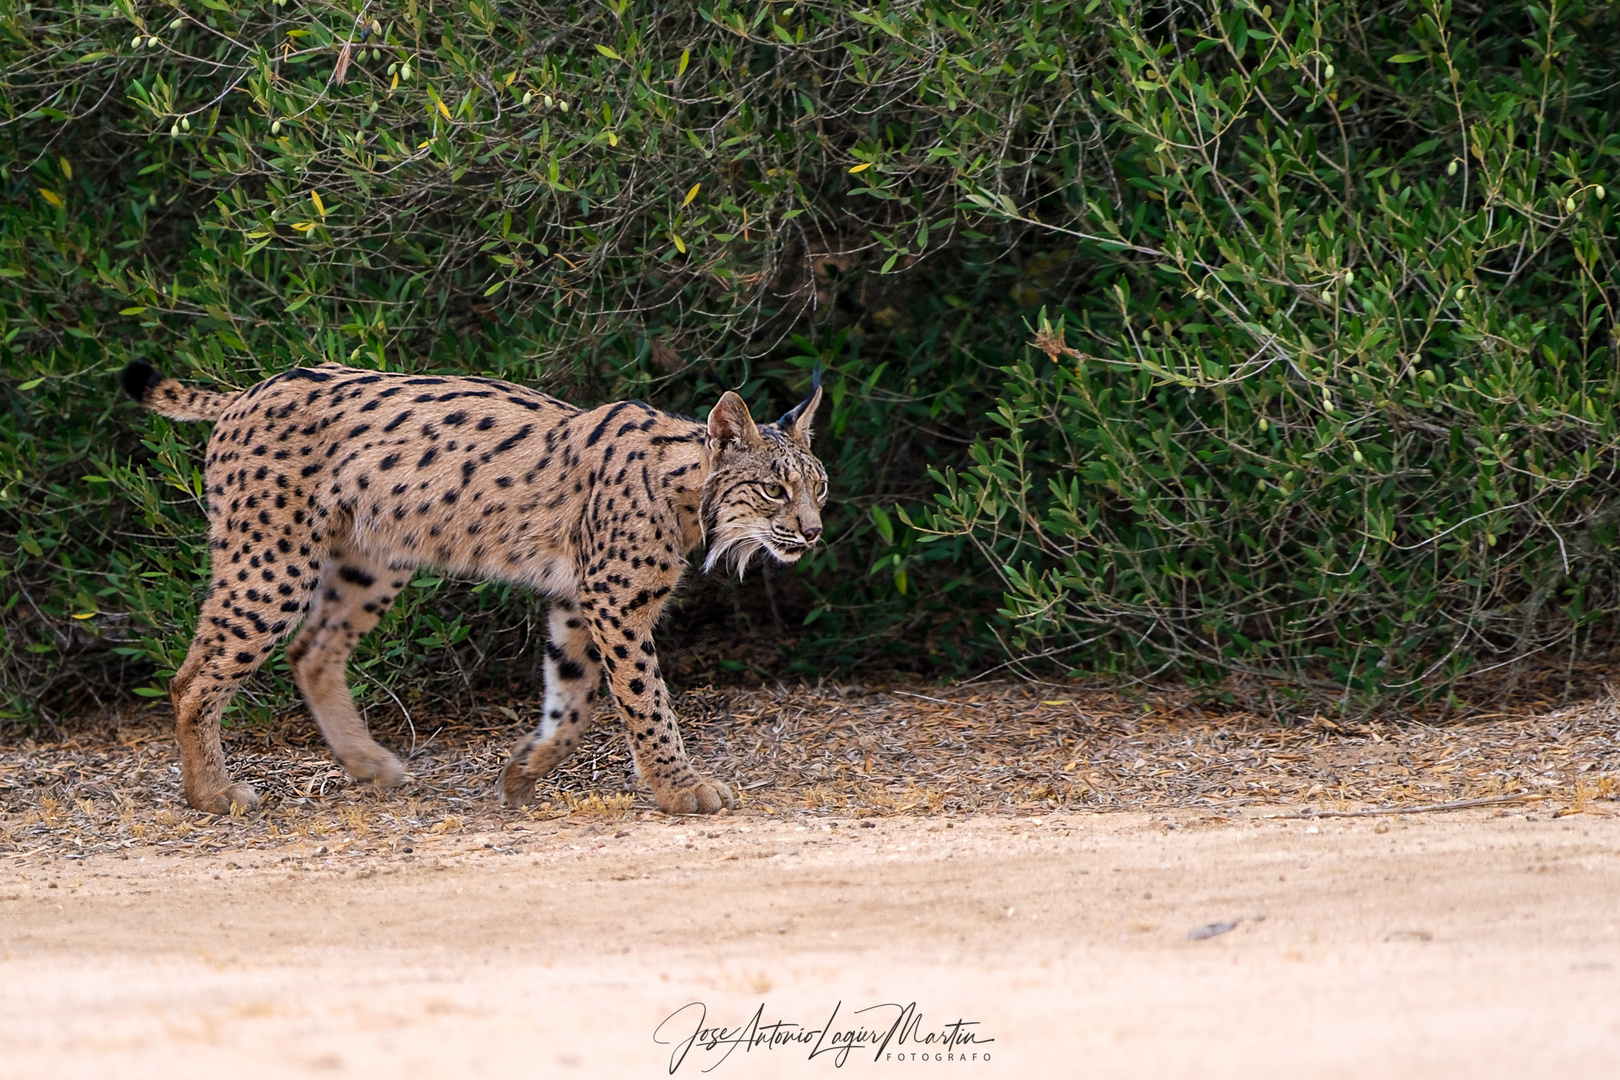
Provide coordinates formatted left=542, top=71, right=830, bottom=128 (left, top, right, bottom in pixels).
left=700, top=385, right=828, bottom=576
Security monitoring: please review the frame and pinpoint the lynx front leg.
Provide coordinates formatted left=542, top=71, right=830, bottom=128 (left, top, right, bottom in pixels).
left=584, top=581, right=735, bottom=815
left=499, top=597, right=603, bottom=805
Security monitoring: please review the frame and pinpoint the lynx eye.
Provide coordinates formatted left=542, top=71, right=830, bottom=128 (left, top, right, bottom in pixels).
left=764, top=482, right=787, bottom=500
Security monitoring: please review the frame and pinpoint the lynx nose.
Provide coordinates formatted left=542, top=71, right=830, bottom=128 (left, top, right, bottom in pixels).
left=802, top=525, right=823, bottom=543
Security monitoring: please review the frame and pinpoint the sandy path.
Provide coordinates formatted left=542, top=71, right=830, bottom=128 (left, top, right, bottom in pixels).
left=2, top=807, right=1618, bottom=1078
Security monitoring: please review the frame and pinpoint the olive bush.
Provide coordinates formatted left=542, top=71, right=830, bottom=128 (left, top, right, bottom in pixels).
left=920, top=0, right=1620, bottom=709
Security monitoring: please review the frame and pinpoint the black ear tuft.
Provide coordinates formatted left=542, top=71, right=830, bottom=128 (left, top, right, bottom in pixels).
left=776, top=369, right=824, bottom=444
left=776, top=367, right=822, bottom=428
left=120, top=360, right=164, bottom=404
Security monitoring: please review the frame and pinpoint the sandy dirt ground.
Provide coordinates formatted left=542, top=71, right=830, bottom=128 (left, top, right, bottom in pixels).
left=3, top=804, right=1619, bottom=1079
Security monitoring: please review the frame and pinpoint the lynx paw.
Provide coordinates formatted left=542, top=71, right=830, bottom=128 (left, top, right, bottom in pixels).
left=188, top=782, right=260, bottom=816
left=497, top=736, right=577, bottom=806
left=342, top=748, right=406, bottom=788
left=656, top=778, right=736, bottom=815
left=498, top=758, right=539, bottom=806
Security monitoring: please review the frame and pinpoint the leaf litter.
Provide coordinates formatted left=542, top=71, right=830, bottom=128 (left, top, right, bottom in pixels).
left=2, top=680, right=1617, bottom=867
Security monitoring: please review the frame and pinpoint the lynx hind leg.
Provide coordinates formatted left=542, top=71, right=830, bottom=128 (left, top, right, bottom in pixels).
left=288, top=546, right=409, bottom=788
left=170, top=573, right=313, bottom=815
left=500, top=597, right=603, bottom=805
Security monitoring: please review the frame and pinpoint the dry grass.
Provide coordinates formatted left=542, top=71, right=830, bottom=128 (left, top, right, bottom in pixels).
left=3, top=680, right=1619, bottom=867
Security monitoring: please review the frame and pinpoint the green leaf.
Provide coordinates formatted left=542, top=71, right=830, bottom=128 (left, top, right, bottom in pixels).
left=1388, top=53, right=1425, bottom=63
left=595, top=44, right=622, bottom=60
left=870, top=504, right=895, bottom=544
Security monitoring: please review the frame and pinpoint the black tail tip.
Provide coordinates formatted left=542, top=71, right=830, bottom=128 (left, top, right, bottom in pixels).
left=120, top=360, right=163, bottom=404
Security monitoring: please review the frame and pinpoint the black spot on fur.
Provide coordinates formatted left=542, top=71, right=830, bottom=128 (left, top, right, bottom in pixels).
left=490, top=424, right=533, bottom=456
left=585, top=403, right=632, bottom=447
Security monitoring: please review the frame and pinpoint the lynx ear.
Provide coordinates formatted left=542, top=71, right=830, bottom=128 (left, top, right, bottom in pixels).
left=775, top=384, right=823, bottom=446
left=707, top=391, right=762, bottom=449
